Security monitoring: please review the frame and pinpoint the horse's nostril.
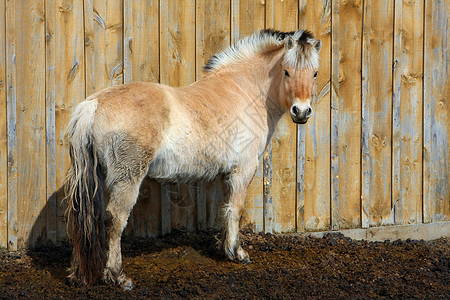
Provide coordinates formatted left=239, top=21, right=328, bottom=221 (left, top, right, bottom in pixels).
left=292, top=106, right=299, bottom=115
left=306, top=107, right=312, bottom=117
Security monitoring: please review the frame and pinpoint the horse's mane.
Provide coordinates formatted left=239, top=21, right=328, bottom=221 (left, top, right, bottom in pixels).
left=203, top=29, right=319, bottom=73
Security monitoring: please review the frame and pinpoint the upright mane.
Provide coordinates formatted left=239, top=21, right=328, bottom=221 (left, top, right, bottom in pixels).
left=203, top=29, right=319, bottom=73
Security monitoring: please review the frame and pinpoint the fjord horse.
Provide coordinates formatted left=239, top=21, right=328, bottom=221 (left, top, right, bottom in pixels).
left=66, top=29, right=322, bottom=289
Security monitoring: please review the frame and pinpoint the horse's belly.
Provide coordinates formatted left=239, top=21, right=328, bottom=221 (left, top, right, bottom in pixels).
left=146, top=149, right=223, bottom=182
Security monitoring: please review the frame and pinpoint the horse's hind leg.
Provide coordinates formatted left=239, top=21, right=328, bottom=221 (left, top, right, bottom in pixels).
left=101, top=134, right=152, bottom=290
left=103, top=179, right=143, bottom=290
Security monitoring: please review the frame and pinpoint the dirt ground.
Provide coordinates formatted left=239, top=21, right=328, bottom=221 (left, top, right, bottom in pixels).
left=0, top=230, right=448, bottom=299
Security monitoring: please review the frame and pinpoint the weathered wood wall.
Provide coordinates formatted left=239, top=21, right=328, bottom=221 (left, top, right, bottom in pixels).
left=0, top=0, right=448, bottom=249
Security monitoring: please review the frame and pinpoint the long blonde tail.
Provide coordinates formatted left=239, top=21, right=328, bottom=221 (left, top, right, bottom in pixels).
left=65, top=99, right=106, bottom=285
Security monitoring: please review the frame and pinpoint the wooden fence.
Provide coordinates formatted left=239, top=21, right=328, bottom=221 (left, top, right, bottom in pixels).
left=0, top=0, right=448, bottom=250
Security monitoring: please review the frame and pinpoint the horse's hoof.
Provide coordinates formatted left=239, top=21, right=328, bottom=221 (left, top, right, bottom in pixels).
left=121, top=279, right=134, bottom=291
left=118, top=273, right=134, bottom=291
left=66, top=275, right=78, bottom=286
left=241, top=258, right=251, bottom=265
left=66, top=271, right=85, bottom=286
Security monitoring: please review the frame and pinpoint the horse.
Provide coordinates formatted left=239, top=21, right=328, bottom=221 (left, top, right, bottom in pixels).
left=65, top=29, right=322, bottom=290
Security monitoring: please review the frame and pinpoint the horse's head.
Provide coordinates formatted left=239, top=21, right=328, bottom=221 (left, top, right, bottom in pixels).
left=280, top=31, right=322, bottom=124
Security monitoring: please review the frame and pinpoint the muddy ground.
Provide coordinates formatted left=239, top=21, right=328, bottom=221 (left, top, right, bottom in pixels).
left=0, top=230, right=449, bottom=299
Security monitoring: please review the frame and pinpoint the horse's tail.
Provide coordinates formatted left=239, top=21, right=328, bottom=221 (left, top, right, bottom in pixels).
left=65, top=99, right=106, bottom=285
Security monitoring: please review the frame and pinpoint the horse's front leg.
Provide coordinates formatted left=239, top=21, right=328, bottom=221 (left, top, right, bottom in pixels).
left=222, top=162, right=257, bottom=264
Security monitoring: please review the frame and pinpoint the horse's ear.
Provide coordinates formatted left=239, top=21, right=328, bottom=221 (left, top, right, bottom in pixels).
left=313, top=40, right=322, bottom=53
left=285, top=37, right=295, bottom=50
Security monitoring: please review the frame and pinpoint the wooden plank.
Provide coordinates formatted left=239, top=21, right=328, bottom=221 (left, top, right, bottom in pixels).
left=0, top=0, right=7, bottom=248
left=296, top=125, right=306, bottom=232
left=423, top=0, right=449, bottom=222
left=169, top=183, right=196, bottom=231
left=299, top=0, right=331, bottom=231
left=205, top=175, right=225, bottom=230
left=265, top=0, right=298, bottom=233
left=332, top=0, right=363, bottom=230
left=330, top=0, right=340, bottom=231
left=5, top=0, right=17, bottom=250
left=196, top=0, right=230, bottom=79
left=361, top=0, right=394, bottom=227
left=392, top=0, right=424, bottom=225
left=234, top=0, right=265, bottom=38
left=6, top=0, right=46, bottom=248
left=45, top=0, right=86, bottom=244
left=123, top=0, right=161, bottom=238
left=84, top=0, right=123, bottom=96
left=44, top=0, right=57, bottom=245
left=361, top=1, right=370, bottom=229
left=161, top=184, right=171, bottom=235
left=231, top=0, right=265, bottom=233
left=123, top=0, right=159, bottom=84
left=196, top=0, right=231, bottom=231
left=160, top=0, right=196, bottom=231
left=160, top=0, right=195, bottom=87
left=263, top=145, right=273, bottom=233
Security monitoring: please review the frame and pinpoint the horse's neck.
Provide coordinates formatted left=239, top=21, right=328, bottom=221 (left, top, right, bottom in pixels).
left=231, top=51, right=286, bottom=127
left=212, top=50, right=284, bottom=109
left=225, top=51, right=286, bottom=152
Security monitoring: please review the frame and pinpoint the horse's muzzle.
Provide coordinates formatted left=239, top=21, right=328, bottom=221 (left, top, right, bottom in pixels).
left=290, top=105, right=312, bottom=124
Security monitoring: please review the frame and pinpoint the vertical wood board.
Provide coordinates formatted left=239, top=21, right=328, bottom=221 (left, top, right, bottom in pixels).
left=5, top=0, right=18, bottom=250
left=11, top=0, right=47, bottom=248
left=160, top=0, right=196, bottom=87
left=330, top=0, right=340, bottom=230
left=265, top=0, right=298, bottom=233
left=362, top=0, right=394, bottom=227
left=423, top=0, right=449, bottom=222
left=392, top=0, right=424, bottom=224
left=0, top=0, right=7, bottom=248
left=123, top=0, right=159, bottom=84
left=84, top=0, right=123, bottom=96
left=46, top=0, right=86, bottom=243
left=300, top=0, right=331, bottom=231
left=335, top=0, right=363, bottom=229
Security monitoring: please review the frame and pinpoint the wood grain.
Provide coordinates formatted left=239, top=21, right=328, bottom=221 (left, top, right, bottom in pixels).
left=7, top=0, right=46, bottom=248
left=330, top=0, right=340, bottom=231
left=392, top=0, right=424, bottom=224
left=123, top=0, right=159, bottom=84
left=423, top=0, right=449, bottom=222
left=362, top=0, right=394, bottom=227
left=299, top=0, right=331, bottom=231
left=123, top=0, right=161, bottom=238
left=160, top=0, right=195, bottom=87
left=84, top=0, right=123, bottom=96
left=5, top=0, right=18, bottom=250
left=265, top=0, right=298, bottom=233
left=46, top=0, right=86, bottom=243
left=332, top=0, right=363, bottom=230
left=0, top=0, right=6, bottom=248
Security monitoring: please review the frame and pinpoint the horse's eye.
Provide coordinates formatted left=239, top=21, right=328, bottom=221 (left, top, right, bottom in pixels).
left=314, top=71, right=319, bottom=78
left=284, top=70, right=290, bottom=78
